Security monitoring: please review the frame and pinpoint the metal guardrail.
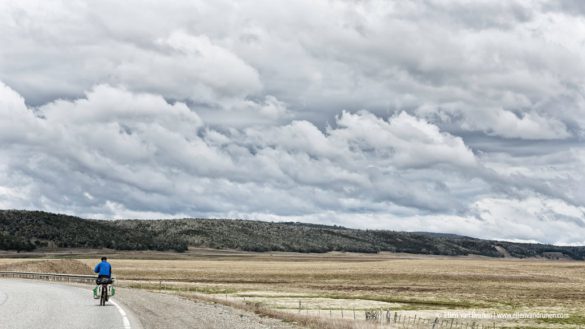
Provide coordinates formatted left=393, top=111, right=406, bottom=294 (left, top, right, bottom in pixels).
left=0, top=271, right=98, bottom=284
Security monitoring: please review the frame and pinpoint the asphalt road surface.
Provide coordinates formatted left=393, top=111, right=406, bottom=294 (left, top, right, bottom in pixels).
left=0, top=279, right=142, bottom=329
left=0, top=279, right=299, bottom=329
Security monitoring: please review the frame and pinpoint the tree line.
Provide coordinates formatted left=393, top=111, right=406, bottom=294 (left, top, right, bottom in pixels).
left=1, top=210, right=584, bottom=259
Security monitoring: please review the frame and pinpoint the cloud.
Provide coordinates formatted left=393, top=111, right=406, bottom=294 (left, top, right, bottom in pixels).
left=417, top=104, right=572, bottom=140
left=0, top=0, right=584, bottom=244
left=3, top=1, right=585, bottom=134
left=116, top=31, right=262, bottom=103
left=0, top=83, right=477, bottom=215
left=332, top=110, right=477, bottom=168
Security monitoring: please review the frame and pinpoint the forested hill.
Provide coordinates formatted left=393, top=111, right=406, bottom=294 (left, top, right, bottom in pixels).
left=0, top=210, right=187, bottom=252
left=1, top=210, right=584, bottom=260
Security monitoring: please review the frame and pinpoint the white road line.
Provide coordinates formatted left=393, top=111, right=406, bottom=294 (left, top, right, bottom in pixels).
left=110, top=299, right=132, bottom=329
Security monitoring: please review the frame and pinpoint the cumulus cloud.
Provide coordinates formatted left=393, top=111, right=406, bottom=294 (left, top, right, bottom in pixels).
left=117, top=31, right=263, bottom=103
left=0, top=0, right=584, bottom=244
left=0, top=84, right=477, bottom=214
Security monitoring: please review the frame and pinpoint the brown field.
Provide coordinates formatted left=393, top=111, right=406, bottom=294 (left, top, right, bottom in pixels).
left=2, top=250, right=585, bottom=328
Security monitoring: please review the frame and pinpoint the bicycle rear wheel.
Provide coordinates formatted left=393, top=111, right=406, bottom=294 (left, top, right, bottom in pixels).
left=100, top=284, right=107, bottom=306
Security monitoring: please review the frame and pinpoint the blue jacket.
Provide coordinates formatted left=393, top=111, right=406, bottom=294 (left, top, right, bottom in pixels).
left=94, top=261, right=112, bottom=277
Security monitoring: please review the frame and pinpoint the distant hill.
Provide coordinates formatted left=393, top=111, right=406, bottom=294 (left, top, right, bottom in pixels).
left=1, top=210, right=584, bottom=260
left=0, top=210, right=187, bottom=252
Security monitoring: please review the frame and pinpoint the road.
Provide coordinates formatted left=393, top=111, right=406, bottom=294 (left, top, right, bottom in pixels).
left=0, top=279, right=142, bottom=329
left=0, top=279, right=299, bottom=329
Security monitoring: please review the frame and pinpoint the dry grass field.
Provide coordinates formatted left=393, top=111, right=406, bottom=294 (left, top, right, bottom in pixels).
left=2, top=250, right=584, bottom=328
left=82, top=251, right=585, bottom=328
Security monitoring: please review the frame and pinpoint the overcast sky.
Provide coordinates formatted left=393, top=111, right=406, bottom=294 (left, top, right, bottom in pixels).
left=1, top=0, right=584, bottom=245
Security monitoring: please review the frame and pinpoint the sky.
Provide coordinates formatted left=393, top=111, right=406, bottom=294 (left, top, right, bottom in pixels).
left=0, top=0, right=584, bottom=245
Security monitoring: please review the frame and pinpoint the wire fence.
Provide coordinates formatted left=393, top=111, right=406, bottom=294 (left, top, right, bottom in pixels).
left=220, top=295, right=501, bottom=329
left=272, top=303, right=497, bottom=329
left=359, top=309, right=496, bottom=329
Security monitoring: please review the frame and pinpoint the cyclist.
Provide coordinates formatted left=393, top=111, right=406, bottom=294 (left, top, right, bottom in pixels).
left=94, top=256, right=112, bottom=285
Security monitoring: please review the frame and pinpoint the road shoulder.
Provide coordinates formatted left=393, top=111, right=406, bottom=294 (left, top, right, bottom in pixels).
left=114, top=287, right=301, bottom=329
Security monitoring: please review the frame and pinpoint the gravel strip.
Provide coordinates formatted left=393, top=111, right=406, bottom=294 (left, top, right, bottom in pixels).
left=114, top=288, right=302, bottom=329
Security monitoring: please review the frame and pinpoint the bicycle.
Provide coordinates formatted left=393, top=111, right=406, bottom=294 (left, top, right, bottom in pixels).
left=94, top=277, right=115, bottom=306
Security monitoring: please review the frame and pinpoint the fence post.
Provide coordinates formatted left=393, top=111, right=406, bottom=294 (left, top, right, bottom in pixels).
left=432, top=317, right=439, bottom=329
left=379, top=308, right=382, bottom=325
